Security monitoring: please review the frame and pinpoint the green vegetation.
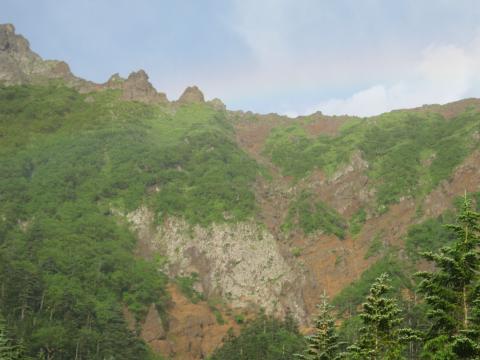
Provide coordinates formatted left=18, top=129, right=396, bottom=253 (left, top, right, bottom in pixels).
left=208, top=312, right=305, bottom=360
left=349, top=208, right=367, bottom=236
left=206, top=298, right=226, bottom=325
left=416, top=197, right=480, bottom=358
left=0, top=84, right=260, bottom=358
left=292, top=246, right=303, bottom=257
left=264, top=110, right=480, bottom=208
left=364, top=231, right=385, bottom=259
left=175, top=273, right=204, bottom=303
left=234, top=314, right=246, bottom=324
left=405, top=212, right=456, bottom=260
left=343, top=274, right=420, bottom=359
left=283, top=191, right=346, bottom=239
left=263, top=120, right=362, bottom=179
left=0, top=314, right=27, bottom=360
left=333, top=254, right=412, bottom=316
left=295, top=293, right=341, bottom=360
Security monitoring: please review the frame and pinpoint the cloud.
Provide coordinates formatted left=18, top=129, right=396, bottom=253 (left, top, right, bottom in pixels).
left=226, top=1, right=480, bottom=115
left=307, top=36, right=480, bottom=117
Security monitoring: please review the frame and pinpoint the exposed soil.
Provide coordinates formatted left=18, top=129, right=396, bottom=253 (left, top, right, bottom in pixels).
left=298, top=113, right=351, bottom=137
left=143, top=284, right=240, bottom=360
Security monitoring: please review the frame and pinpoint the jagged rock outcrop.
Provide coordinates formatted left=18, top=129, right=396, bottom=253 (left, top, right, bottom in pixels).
left=0, top=23, right=234, bottom=108
left=127, top=207, right=306, bottom=322
left=0, top=24, right=169, bottom=103
left=104, top=73, right=125, bottom=89
left=0, top=23, right=95, bottom=90
left=177, top=85, right=205, bottom=104
left=122, top=70, right=168, bottom=103
left=104, top=70, right=168, bottom=104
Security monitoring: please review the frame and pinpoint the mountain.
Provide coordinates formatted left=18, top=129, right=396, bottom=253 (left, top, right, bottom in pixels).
left=1, top=23, right=480, bottom=359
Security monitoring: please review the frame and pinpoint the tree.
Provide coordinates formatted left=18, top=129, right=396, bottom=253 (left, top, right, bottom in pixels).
left=416, top=195, right=480, bottom=359
left=344, top=273, right=419, bottom=360
left=295, top=291, right=341, bottom=360
left=209, top=311, right=305, bottom=360
left=0, top=315, right=21, bottom=360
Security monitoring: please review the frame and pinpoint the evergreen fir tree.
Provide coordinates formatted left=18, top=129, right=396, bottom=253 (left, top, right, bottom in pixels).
left=295, top=291, right=341, bottom=360
left=416, top=195, right=480, bottom=359
left=343, top=273, right=419, bottom=360
left=0, top=315, right=19, bottom=360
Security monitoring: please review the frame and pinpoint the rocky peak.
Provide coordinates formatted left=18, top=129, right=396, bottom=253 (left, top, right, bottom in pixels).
left=104, top=73, right=125, bottom=89
left=120, top=69, right=168, bottom=104
left=0, top=23, right=41, bottom=84
left=178, top=85, right=205, bottom=104
left=0, top=23, right=95, bottom=91
left=0, top=24, right=32, bottom=54
left=0, top=24, right=170, bottom=102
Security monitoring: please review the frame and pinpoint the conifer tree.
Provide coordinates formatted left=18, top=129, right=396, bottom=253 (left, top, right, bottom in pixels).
left=295, top=291, right=340, bottom=360
left=416, top=195, right=480, bottom=359
left=344, top=273, right=419, bottom=360
left=0, top=315, right=19, bottom=360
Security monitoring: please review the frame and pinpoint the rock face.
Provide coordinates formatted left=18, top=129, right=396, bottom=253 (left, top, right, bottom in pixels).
left=127, top=207, right=306, bottom=321
left=0, top=23, right=95, bottom=90
left=0, top=23, right=38, bottom=84
left=104, top=70, right=168, bottom=104
left=177, top=85, right=205, bottom=104
left=0, top=24, right=170, bottom=103
left=122, top=70, right=168, bottom=103
left=140, top=304, right=167, bottom=343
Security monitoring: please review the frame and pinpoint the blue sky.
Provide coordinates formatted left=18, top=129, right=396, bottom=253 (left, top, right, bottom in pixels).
left=2, top=0, right=480, bottom=116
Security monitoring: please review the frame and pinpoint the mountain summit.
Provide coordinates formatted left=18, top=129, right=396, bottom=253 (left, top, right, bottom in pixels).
left=178, top=85, right=205, bottom=104
left=0, top=24, right=172, bottom=104
left=0, top=23, right=93, bottom=89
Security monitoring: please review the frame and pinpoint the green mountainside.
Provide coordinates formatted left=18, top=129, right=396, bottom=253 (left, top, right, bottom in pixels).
left=1, top=24, right=480, bottom=359
left=0, top=84, right=261, bottom=358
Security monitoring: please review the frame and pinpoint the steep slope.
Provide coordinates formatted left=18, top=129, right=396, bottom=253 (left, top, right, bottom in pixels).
left=1, top=23, right=480, bottom=359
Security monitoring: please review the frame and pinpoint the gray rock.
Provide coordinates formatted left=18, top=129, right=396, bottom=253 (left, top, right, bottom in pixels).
left=178, top=85, right=205, bottom=104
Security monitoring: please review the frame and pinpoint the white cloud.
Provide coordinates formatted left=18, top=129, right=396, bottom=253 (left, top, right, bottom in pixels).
left=307, top=37, right=480, bottom=117
left=226, top=1, right=480, bottom=116
left=308, top=85, right=388, bottom=117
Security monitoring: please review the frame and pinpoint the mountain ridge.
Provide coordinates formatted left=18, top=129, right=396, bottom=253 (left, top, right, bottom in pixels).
left=2, top=23, right=479, bottom=118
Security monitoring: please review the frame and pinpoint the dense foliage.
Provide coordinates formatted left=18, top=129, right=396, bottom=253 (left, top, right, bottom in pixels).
left=264, top=110, right=480, bottom=208
left=333, top=254, right=412, bottom=316
left=208, top=312, right=305, bottom=360
left=283, top=191, right=346, bottom=239
left=343, top=273, right=419, bottom=359
left=295, top=293, right=341, bottom=360
left=405, top=211, right=457, bottom=260
left=416, top=197, right=480, bottom=358
left=0, top=84, right=260, bottom=358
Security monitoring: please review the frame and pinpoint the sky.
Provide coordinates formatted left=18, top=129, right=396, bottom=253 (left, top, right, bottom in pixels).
left=2, top=0, right=480, bottom=117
